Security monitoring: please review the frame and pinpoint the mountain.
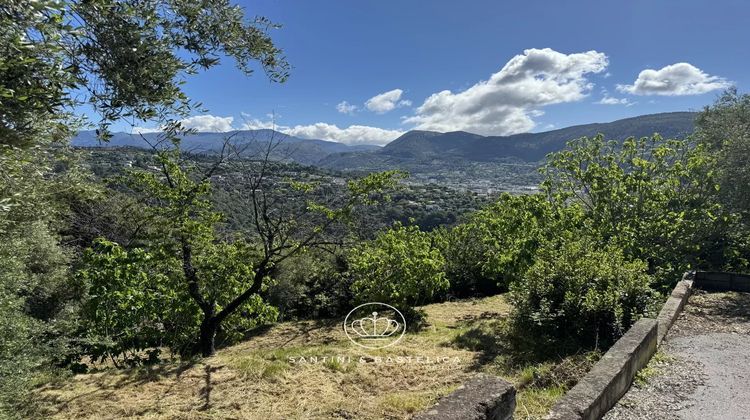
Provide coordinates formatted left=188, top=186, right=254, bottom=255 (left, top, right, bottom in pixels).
left=72, top=129, right=380, bottom=166
left=320, top=112, right=697, bottom=170
left=74, top=112, right=697, bottom=171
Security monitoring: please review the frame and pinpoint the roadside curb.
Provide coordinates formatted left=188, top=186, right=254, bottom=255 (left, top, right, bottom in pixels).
left=656, top=277, right=693, bottom=344
left=546, top=274, right=694, bottom=420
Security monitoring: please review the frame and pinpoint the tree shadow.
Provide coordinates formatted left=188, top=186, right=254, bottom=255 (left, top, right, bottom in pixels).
left=687, top=289, right=750, bottom=324
left=450, top=314, right=591, bottom=373
left=199, top=364, right=219, bottom=411
left=233, top=318, right=342, bottom=349
left=450, top=319, right=506, bottom=368
left=35, top=360, right=199, bottom=417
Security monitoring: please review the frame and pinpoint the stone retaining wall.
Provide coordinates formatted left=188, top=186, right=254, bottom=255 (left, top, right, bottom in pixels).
left=416, top=272, right=704, bottom=420
left=546, top=273, right=703, bottom=419
left=413, top=375, right=516, bottom=420
left=545, top=319, right=658, bottom=420
left=655, top=278, right=693, bottom=343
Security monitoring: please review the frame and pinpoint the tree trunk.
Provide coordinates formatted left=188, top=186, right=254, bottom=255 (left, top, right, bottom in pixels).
left=199, top=317, right=219, bottom=357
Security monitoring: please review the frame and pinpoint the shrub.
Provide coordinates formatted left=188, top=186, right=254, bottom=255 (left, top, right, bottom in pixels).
left=349, top=223, right=448, bottom=322
left=509, top=237, right=657, bottom=350
left=439, top=193, right=581, bottom=297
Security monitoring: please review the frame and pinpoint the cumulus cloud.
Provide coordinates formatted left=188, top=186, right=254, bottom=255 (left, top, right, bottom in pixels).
left=132, top=113, right=401, bottom=145
left=131, top=126, right=162, bottom=134
left=596, top=89, right=633, bottom=106
left=285, top=123, right=403, bottom=146
left=403, top=48, right=609, bottom=135
left=133, top=114, right=235, bottom=133
left=241, top=118, right=402, bottom=146
left=597, top=96, right=632, bottom=106
left=617, top=63, right=731, bottom=96
left=178, top=115, right=234, bottom=132
left=365, top=89, right=411, bottom=113
left=336, top=101, right=358, bottom=115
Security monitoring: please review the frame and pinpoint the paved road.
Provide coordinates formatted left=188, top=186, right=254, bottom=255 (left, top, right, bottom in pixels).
left=605, top=290, right=750, bottom=420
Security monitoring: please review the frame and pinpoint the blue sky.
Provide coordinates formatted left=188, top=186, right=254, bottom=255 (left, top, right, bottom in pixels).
left=128, top=0, right=749, bottom=145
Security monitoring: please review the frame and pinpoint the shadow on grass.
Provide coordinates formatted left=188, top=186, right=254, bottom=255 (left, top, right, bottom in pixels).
left=451, top=316, right=601, bottom=399
left=450, top=315, right=596, bottom=371
left=451, top=319, right=506, bottom=367
left=35, top=360, right=200, bottom=417
left=200, top=364, right=220, bottom=411
left=234, top=318, right=342, bottom=348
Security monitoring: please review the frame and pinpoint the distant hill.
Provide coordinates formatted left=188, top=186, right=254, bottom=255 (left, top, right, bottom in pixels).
left=320, top=112, right=697, bottom=170
left=72, top=129, right=380, bottom=166
left=74, top=112, right=697, bottom=171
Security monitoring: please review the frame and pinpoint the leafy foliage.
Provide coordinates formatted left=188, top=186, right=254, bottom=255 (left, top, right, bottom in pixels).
left=1, top=0, right=289, bottom=146
left=266, top=252, right=354, bottom=321
left=78, top=239, right=277, bottom=362
left=695, top=89, right=750, bottom=226
left=510, top=237, right=657, bottom=350
left=349, top=223, right=449, bottom=321
left=542, top=134, right=729, bottom=288
left=0, top=146, right=91, bottom=416
left=439, top=193, right=581, bottom=296
left=1, top=0, right=289, bottom=410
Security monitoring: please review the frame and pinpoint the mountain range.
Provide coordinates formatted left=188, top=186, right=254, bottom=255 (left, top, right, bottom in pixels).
left=73, top=112, right=697, bottom=169
left=319, top=112, right=697, bottom=170
left=72, top=129, right=380, bottom=166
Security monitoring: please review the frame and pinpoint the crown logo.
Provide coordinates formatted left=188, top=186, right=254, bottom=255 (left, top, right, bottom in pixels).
left=344, top=303, right=407, bottom=349
left=349, top=312, right=401, bottom=339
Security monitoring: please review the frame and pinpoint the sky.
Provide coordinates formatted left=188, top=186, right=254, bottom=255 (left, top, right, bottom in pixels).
left=126, top=0, right=750, bottom=145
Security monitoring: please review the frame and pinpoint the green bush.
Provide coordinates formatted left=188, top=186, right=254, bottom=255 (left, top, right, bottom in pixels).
left=349, top=223, right=448, bottom=322
left=542, top=134, right=728, bottom=289
left=510, top=237, right=657, bottom=350
left=439, top=193, right=580, bottom=297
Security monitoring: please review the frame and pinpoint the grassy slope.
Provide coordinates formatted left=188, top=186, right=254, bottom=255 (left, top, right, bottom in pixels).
left=34, top=295, right=571, bottom=419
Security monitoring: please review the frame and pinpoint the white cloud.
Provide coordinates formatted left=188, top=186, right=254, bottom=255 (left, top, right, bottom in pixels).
left=241, top=118, right=402, bottom=146
left=239, top=117, right=277, bottom=131
left=365, top=89, right=410, bottom=113
left=403, top=48, right=609, bottom=135
left=131, top=126, right=162, bottom=134
left=284, top=123, right=402, bottom=146
left=178, top=115, right=235, bottom=132
left=132, top=113, right=400, bottom=146
left=617, top=63, right=731, bottom=96
left=336, top=101, right=358, bottom=115
left=597, top=95, right=633, bottom=106
left=133, top=114, right=235, bottom=133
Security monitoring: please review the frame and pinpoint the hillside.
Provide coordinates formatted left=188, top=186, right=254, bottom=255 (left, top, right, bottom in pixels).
left=320, top=112, right=697, bottom=169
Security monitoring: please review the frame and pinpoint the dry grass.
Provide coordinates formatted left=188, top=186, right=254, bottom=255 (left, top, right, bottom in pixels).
left=35, top=296, right=526, bottom=420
